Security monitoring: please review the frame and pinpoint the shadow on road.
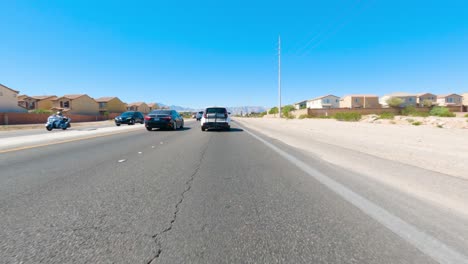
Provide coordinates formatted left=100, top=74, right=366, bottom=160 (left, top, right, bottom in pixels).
left=150, top=127, right=192, bottom=132
left=206, top=128, right=243, bottom=132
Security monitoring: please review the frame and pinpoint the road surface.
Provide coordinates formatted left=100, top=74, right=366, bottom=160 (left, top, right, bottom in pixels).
left=1, top=120, right=467, bottom=263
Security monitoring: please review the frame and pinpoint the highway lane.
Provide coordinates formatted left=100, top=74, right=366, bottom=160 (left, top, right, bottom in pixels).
left=0, top=120, right=466, bottom=263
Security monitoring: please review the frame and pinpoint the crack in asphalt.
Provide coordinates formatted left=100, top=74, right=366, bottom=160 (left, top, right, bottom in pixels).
left=147, top=136, right=211, bottom=264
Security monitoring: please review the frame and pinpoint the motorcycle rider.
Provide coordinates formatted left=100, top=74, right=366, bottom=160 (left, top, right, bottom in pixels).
left=55, top=111, right=66, bottom=126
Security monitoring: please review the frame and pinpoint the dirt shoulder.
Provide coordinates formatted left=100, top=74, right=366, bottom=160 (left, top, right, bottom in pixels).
left=236, top=117, right=468, bottom=217
left=237, top=117, right=467, bottom=179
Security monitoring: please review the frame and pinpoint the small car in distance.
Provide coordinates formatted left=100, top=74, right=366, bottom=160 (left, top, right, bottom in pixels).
left=195, top=111, right=203, bottom=121
left=115, top=111, right=144, bottom=126
left=201, top=107, right=230, bottom=131
left=145, top=110, right=184, bottom=131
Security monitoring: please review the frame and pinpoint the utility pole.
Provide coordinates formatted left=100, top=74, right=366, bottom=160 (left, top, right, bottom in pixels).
left=278, top=35, right=282, bottom=118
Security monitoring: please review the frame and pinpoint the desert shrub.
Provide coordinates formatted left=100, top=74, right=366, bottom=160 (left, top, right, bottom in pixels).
left=401, top=105, right=416, bottom=115
left=401, top=106, right=429, bottom=117
left=31, top=109, right=53, bottom=114
left=429, top=107, right=455, bottom=117
left=379, top=112, right=395, bottom=119
left=421, top=99, right=433, bottom=107
left=386, top=97, right=404, bottom=108
left=412, top=121, right=422, bottom=126
left=268, top=107, right=278, bottom=114
left=282, top=105, right=295, bottom=116
left=464, top=113, right=468, bottom=118
left=332, top=112, right=362, bottom=122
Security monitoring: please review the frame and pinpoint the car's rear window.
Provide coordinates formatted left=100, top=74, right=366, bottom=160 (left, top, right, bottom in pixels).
left=206, top=108, right=227, bottom=114
left=150, top=110, right=172, bottom=115
left=121, top=112, right=133, bottom=117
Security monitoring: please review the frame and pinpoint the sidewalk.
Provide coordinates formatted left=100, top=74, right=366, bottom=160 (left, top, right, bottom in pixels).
left=0, top=120, right=114, bottom=131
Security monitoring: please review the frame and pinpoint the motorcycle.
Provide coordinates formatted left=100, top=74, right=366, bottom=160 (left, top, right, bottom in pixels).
left=45, top=115, right=71, bottom=131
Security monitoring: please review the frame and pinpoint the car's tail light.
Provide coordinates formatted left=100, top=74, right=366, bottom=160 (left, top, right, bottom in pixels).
left=144, top=116, right=152, bottom=121
left=162, top=116, right=172, bottom=120
left=203, top=113, right=207, bottom=118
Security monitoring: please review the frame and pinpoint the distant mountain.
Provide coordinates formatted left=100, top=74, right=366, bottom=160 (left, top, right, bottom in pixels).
left=226, top=106, right=267, bottom=115
left=157, top=103, right=266, bottom=115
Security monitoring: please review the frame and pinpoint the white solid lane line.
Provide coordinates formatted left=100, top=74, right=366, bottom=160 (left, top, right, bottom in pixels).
left=239, top=125, right=468, bottom=264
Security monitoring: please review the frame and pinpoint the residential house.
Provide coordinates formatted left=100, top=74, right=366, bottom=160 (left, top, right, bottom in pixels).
left=147, top=103, right=159, bottom=112
left=18, top=95, right=57, bottom=110
left=0, top=83, right=27, bottom=112
left=436, top=94, right=463, bottom=106
left=462, top=93, right=468, bottom=106
left=127, top=102, right=150, bottom=113
left=416, top=93, right=437, bottom=107
left=51, top=94, right=99, bottom=115
left=293, top=100, right=307, bottom=110
left=306, top=95, right=340, bottom=109
left=379, top=92, right=417, bottom=108
left=95, top=97, right=127, bottom=114
left=339, top=94, right=380, bottom=108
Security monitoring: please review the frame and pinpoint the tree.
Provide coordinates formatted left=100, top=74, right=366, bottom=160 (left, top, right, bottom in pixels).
left=282, top=105, right=295, bottom=115
left=268, top=107, right=278, bottom=114
left=386, top=97, right=404, bottom=108
left=421, top=99, right=433, bottom=108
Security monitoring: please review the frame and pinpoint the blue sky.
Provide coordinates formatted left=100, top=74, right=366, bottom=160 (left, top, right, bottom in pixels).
left=1, top=0, right=468, bottom=108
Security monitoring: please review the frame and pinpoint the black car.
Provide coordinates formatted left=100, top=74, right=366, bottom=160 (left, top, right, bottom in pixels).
left=115, top=111, right=144, bottom=126
left=144, top=110, right=184, bottom=131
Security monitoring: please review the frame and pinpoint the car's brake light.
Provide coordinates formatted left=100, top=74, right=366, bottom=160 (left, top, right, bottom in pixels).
left=203, top=113, right=207, bottom=118
left=162, top=116, right=172, bottom=120
left=144, top=116, right=151, bottom=121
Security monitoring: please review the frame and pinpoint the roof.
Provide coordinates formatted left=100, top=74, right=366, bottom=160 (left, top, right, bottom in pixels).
left=95, top=96, right=117, bottom=102
left=17, top=95, right=32, bottom=100
left=127, top=102, right=147, bottom=107
left=147, top=103, right=158, bottom=107
left=293, top=100, right=307, bottom=105
left=416, top=92, right=436, bottom=96
left=0, top=83, right=19, bottom=94
left=307, top=94, right=340, bottom=101
left=62, top=94, right=86, bottom=100
left=341, top=94, right=378, bottom=98
left=384, top=92, right=415, bottom=97
left=437, top=93, right=462, bottom=98
left=30, top=95, right=57, bottom=100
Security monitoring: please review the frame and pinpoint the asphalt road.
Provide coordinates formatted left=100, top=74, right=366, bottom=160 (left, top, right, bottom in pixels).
left=1, top=120, right=467, bottom=263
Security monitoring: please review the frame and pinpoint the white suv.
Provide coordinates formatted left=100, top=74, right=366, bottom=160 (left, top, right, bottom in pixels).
left=201, top=107, right=231, bottom=131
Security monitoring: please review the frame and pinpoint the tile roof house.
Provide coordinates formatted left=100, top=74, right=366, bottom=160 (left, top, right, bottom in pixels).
left=18, top=95, right=57, bottom=110
left=127, top=102, right=150, bottom=114
left=0, top=83, right=27, bottom=112
left=51, top=94, right=99, bottom=115
left=436, top=94, right=463, bottom=106
left=339, top=94, right=380, bottom=108
left=293, top=100, right=307, bottom=110
left=462, top=93, right=468, bottom=106
left=379, top=92, right=417, bottom=108
left=147, top=103, right=159, bottom=111
left=306, top=95, right=340, bottom=109
left=416, top=93, right=437, bottom=107
left=95, top=96, right=127, bottom=114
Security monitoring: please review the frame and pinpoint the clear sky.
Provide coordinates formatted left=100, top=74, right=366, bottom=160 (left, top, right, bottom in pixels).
left=1, top=0, right=468, bottom=108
